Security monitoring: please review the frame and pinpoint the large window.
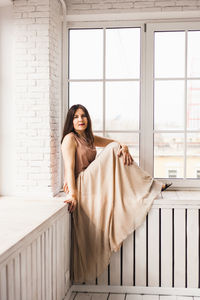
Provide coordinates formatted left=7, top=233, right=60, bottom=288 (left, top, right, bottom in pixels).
left=153, top=30, right=200, bottom=180
left=69, top=28, right=140, bottom=164
left=67, top=22, right=200, bottom=188
left=146, top=22, right=200, bottom=188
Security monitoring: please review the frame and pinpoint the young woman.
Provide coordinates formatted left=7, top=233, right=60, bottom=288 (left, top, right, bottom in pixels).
left=61, top=104, right=172, bottom=283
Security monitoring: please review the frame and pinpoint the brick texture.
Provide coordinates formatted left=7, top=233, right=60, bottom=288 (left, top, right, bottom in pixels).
left=66, top=0, right=200, bottom=14
left=14, top=0, right=62, bottom=196
left=49, top=0, right=62, bottom=195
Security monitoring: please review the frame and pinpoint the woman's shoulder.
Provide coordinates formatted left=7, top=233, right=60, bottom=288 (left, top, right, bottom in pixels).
left=61, top=132, right=77, bottom=147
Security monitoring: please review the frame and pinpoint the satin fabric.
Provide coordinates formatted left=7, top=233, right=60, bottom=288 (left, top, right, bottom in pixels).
left=70, top=142, right=163, bottom=283
left=73, top=132, right=97, bottom=179
left=63, top=132, right=96, bottom=194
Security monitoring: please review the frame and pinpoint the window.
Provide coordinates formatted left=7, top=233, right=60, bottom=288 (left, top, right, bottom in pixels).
left=152, top=28, right=200, bottom=181
left=68, top=28, right=140, bottom=165
left=67, top=22, right=200, bottom=188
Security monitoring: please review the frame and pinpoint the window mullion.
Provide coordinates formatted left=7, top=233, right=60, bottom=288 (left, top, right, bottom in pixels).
left=143, top=24, right=154, bottom=176
left=140, top=24, right=146, bottom=170
left=103, top=27, right=106, bottom=136
left=184, top=30, right=188, bottom=179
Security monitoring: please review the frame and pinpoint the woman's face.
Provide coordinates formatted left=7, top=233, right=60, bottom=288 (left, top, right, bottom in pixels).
left=73, top=108, right=88, bottom=134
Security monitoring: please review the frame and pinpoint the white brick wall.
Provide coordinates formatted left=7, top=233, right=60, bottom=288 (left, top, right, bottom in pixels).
left=49, top=0, right=62, bottom=195
left=65, top=0, right=200, bottom=14
left=14, top=0, right=62, bottom=196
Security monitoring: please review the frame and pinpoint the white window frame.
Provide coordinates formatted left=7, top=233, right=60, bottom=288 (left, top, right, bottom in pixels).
left=146, top=22, right=200, bottom=189
left=64, top=18, right=200, bottom=190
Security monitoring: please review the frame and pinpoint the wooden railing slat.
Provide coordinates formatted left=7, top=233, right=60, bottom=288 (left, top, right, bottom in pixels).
left=174, top=209, right=185, bottom=287
left=187, top=209, right=199, bottom=288
left=135, top=219, right=146, bottom=286
left=161, top=209, right=172, bottom=287
left=122, top=233, right=134, bottom=286
left=148, top=208, right=159, bottom=287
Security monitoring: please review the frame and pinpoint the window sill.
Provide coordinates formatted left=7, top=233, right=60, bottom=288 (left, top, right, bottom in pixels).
left=154, top=190, right=200, bottom=207
left=0, top=195, right=67, bottom=258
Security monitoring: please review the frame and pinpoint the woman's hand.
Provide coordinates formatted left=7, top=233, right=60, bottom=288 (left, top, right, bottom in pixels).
left=117, top=144, right=134, bottom=166
left=64, top=194, right=77, bottom=213
left=63, top=183, right=77, bottom=213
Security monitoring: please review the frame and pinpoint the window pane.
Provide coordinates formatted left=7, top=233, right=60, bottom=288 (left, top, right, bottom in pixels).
left=188, top=31, right=200, bottom=78
left=154, top=133, right=184, bottom=178
left=186, top=133, right=200, bottom=178
left=106, top=28, right=140, bottom=79
left=154, top=80, right=184, bottom=130
left=69, top=82, right=103, bottom=131
left=187, top=80, right=200, bottom=130
left=155, top=32, right=185, bottom=78
left=69, top=29, right=103, bottom=79
left=105, top=81, right=139, bottom=130
left=105, top=132, right=139, bottom=165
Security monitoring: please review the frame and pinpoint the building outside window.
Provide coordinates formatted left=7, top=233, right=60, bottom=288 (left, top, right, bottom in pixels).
left=168, top=169, right=178, bottom=178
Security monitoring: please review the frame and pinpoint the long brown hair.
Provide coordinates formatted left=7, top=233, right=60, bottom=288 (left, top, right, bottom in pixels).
left=61, top=104, right=94, bottom=145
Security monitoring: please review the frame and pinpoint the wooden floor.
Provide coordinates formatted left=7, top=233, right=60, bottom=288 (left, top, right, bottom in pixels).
left=69, top=293, right=199, bottom=300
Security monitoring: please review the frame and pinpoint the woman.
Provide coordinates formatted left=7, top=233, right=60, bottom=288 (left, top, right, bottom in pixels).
left=61, top=104, right=171, bottom=283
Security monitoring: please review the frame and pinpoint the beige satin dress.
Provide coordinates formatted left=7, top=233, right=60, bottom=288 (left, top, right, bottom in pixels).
left=64, top=133, right=163, bottom=283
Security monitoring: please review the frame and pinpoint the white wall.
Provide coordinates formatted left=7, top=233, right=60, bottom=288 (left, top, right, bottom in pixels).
left=0, top=0, right=63, bottom=197
left=0, top=5, right=15, bottom=196
left=14, top=0, right=62, bottom=197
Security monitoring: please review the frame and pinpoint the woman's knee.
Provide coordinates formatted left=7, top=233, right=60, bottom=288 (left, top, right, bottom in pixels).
left=95, top=142, right=119, bottom=161
left=104, top=142, right=120, bottom=156
left=105, top=142, right=120, bottom=151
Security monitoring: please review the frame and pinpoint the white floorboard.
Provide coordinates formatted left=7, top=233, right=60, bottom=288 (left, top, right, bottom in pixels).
left=69, top=292, right=77, bottom=300
left=71, top=292, right=110, bottom=300
left=126, top=294, right=143, bottom=300
left=91, top=293, right=108, bottom=299
left=143, top=295, right=159, bottom=300
left=108, top=294, right=125, bottom=300
left=74, top=292, right=92, bottom=299
left=160, top=296, right=176, bottom=300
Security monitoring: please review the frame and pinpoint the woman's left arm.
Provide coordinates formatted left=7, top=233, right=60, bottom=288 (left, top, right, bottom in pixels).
left=93, top=135, right=115, bottom=147
left=93, top=135, right=134, bottom=166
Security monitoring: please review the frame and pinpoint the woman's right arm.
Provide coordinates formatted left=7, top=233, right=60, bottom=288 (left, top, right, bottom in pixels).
left=61, top=133, right=77, bottom=213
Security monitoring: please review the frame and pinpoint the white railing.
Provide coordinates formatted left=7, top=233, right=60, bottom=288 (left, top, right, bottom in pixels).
left=1, top=195, right=199, bottom=299
left=0, top=203, right=70, bottom=300
left=77, top=197, right=200, bottom=296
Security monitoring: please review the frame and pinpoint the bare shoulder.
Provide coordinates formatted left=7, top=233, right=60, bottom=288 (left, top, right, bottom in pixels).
left=61, top=132, right=76, bottom=149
